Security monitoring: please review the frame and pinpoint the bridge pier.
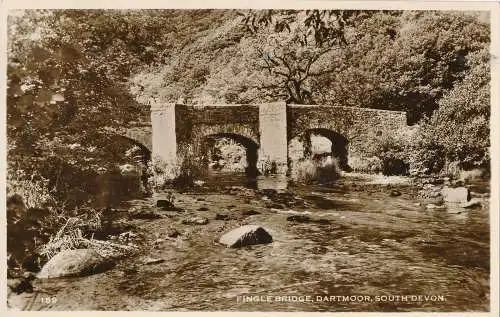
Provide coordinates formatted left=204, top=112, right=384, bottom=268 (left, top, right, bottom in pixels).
left=150, top=102, right=178, bottom=166
left=257, top=101, right=288, bottom=174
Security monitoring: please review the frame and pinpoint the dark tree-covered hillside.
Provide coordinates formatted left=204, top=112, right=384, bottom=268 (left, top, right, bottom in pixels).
left=7, top=9, right=491, bottom=198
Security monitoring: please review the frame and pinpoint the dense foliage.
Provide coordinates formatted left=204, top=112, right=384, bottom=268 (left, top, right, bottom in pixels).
left=7, top=9, right=491, bottom=197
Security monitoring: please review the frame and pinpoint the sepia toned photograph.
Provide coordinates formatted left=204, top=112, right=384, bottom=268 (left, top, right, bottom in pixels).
left=3, top=1, right=497, bottom=313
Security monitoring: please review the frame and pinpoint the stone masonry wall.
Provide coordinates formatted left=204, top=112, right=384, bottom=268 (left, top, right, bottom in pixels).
left=288, top=105, right=407, bottom=158
left=145, top=102, right=408, bottom=174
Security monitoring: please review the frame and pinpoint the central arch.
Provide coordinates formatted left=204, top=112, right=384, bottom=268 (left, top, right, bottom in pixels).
left=198, top=133, right=259, bottom=177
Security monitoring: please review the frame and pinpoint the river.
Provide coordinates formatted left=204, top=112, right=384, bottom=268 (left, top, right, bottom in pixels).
left=10, top=172, right=490, bottom=312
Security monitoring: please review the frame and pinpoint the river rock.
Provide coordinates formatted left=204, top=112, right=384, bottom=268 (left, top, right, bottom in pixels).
left=266, top=203, right=285, bottom=209
left=38, top=249, right=111, bottom=279
left=156, top=199, right=180, bottom=211
left=241, top=210, right=261, bottom=216
left=193, top=180, right=206, bottom=186
left=441, top=186, right=470, bottom=203
left=181, top=216, right=209, bottom=225
left=219, top=225, right=273, bottom=248
left=215, top=213, right=230, bottom=220
left=460, top=198, right=482, bottom=209
left=390, top=190, right=402, bottom=197
left=7, top=272, right=36, bottom=294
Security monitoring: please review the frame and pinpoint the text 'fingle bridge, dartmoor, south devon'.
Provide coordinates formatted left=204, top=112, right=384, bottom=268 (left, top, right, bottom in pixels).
left=123, top=101, right=408, bottom=174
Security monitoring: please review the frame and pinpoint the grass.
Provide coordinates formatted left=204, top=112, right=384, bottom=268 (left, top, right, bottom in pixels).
left=7, top=168, right=138, bottom=273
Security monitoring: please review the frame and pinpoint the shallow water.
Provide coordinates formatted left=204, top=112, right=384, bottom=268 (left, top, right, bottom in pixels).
left=15, top=174, right=490, bottom=312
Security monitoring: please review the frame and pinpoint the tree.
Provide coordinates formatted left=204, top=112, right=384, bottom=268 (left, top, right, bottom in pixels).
left=200, top=10, right=368, bottom=104
left=314, top=11, right=489, bottom=123
left=428, top=48, right=490, bottom=170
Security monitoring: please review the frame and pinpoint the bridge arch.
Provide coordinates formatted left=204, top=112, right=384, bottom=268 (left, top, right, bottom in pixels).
left=197, top=132, right=259, bottom=176
left=115, top=135, right=152, bottom=163
left=291, top=128, right=351, bottom=171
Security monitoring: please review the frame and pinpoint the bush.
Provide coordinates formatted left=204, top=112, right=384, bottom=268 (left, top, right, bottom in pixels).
left=348, top=155, right=382, bottom=173
left=258, top=156, right=278, bottom=175
left=7, top=166, right=137, bottom=274
left=7, top=169, right=56, bottom=209
left=291, top=155, right=340, bottom=184
left=364, top=129, right=411, bottom=176
left=382, top=157, right=409, bottom=176
left=406, top=49, right=490, bottom=176
left=147, top=144, right=207, bottom=191
left=208, top=137, right=247, bottom=172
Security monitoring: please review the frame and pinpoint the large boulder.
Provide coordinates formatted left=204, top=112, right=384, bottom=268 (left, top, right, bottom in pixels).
left=219, top=225, right=273, bottom=248
left=38, top=249, right=111, bottom=279
left=441, top=186, right=470, bottom=203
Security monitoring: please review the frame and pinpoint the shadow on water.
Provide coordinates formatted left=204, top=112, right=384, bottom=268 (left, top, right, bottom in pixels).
left=203, top=171, right=290, bottom=191
left=302, top=194, right=357, bottom=210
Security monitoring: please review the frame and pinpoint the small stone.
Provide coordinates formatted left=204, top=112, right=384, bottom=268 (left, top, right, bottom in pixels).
left=182, top=216, right=209, bottom=225
left=390, top=190, right=402, bottom=197
left=7, top=277, right=34, bottom=294
left=310, top=246, right=328, bottom=254
left=219, top=225, right=273, bottom=248
left=241, top=210, right=260, bottom=216
left=429, top=191, right=441, bottom=198
left=129, top=210, right=163, bottom=219
left=143, top=257, right=164, bottom=265
left=215, top=213, right=230, bottom=220
left=422, top=196, right=444, bottom=205
left=425, top=203, right=445, bottom=210
left=118, top=164, right=138, bottom=176
left=197, top=207, right=209, bottom=211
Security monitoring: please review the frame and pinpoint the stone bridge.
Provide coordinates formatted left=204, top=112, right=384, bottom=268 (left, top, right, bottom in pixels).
left=122, top=102, right=407, bottom=175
